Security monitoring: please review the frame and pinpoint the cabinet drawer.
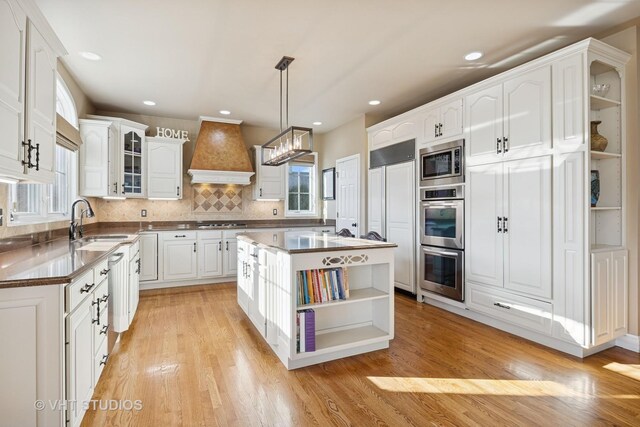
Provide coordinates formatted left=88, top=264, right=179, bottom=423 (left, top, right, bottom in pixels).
left=94, top=336, right=109, bottom=383
left=66, top=269, right=95, bottom=312
left=164, top=231, right=197, bottom=240
left=93, top=258, right=110, bottom=286
left=466, top=283, right=553, bottom=335
left=198, top=230, right=222, bottom=239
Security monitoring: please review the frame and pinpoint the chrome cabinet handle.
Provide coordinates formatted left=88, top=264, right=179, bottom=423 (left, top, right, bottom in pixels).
left=497, top=217, right=503, bottom=233
left=503, top=217, right=509, bottom=233
left=504, top=137, right=509, bottom=152
left=259, top=188, right=263, bottom=197
left=438, top=123, right=443, bottom=137
left=177, top=186, right=180, bottom=196
left=80, top=282, right=95, bottom=293
left=35, top=143, right=40, bottom=170
left=113, top=182, right=118, bottom=193
left=101, top=293, right=110, bottom=303
left=434, top=124, right=438, bottom=138
left=193, top=242, right=196, bottom=252
left=100, top=268, right=110, bottom=276
left=175, top=235, right=186, bottom=238
left=100, top=354, right=109, bottom=366
left=496, top=138, right=502, bottom=154
left=226, top=241, right=229, bottom=251
left=100, top=324, right=109, bottom=335
left=494, top=302, right=511, bottom=309
left=218, top=241, right=222, bottom=251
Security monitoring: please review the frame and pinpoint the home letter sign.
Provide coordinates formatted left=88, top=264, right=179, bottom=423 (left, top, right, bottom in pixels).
left=156, top=127, right=190, bottom=141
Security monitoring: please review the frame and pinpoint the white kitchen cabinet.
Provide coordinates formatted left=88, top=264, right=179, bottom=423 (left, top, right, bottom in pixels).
left=66, top=295, right=94, bottom=427
left=223, top=238, right=238, bottom=276
left=147, top=136, right=185, bottom=199
left=163, top=235, right=198, bottom=281
left=0, top=284, right=63, bottom=427
left=79, top=119, right=111, bottom=197
left=422, top=98, right=463, bottom=144
left=466, top=66, right=551, bottom=165
left=368, top=115, right=418, bottom=151
left=466, top=156, right=552, bottom=299
left=0, top=0, right=27, bottom=179
left=591, top=250, right=627, bottom=346
left=253, top=145, right=285, bottom=200
left=139, top=233, right=158, bottom=282
left=552, top=53, right=585, bottom=147
left=198, top=237, right=223, bottom=278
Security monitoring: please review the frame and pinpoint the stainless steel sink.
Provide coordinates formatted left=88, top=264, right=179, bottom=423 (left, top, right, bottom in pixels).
left=74, top=235, right=130, bottom=243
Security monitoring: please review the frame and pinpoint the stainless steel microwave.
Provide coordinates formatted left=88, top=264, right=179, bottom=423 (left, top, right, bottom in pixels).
left=418, top=139, right=464, bottom=187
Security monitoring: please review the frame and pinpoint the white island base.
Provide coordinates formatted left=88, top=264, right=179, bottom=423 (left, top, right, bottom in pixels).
left=236, top=231, right=396, bottom=370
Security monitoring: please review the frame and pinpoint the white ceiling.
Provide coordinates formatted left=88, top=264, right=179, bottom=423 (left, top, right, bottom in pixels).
left=36, top=0, right=640, bottom=132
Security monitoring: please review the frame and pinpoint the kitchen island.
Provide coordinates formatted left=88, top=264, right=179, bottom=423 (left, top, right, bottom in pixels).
left=236, top=231, right=396, bottom=369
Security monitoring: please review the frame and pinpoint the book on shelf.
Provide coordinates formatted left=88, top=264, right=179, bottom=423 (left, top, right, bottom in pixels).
left=296, top=309, right=315, bottom=353
left=296, top=267, right=350, bottom=306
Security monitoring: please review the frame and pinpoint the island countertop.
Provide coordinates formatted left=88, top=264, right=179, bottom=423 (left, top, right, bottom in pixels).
left=237, top=231, right=397, bottom=254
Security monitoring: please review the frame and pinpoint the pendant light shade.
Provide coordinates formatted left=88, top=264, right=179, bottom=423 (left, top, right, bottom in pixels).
left=261, top=56, right=313, bottom=166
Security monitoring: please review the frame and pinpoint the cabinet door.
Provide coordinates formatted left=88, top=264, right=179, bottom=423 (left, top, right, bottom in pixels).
left=147, top=142, right=181, bottom=199
left=466, top=84, right=503, bottom=164
left=367, top=167, right=385, bottom=236
left=108, top=124, right=120, bottom=196
left=591, top=252, right=612, bottom=346
left=139, top=234, right=158, bottom=282
left=162, top=240, right=197, bottom=281
left=439, top=99, right=464, bottom=140
left=611, top=250, right=628, bottom=338
left=0, top=0, right=26, bottom=178
left=369, top=128, right=392, bottom=150
left=129, top=255, right=140, bottom=324
left=66, top=297, right=95, bottom=427
left=553, top=53, right=585, bottom=147
left=223, top=238, right=238, bottom=276
left=466, top=162, right=503, bottom=287
left=254, top=147, right=285, bottom=199
left=198, top=238, right=223, bottom=278
left=25, top=21, right=56, bottom=183
left=422, top=107, right=440, bottom=143
left=503, top=66, right=551, bottom=155
left=503, top=156, right=552, bottom=298
left=385, top=161, right=415, bottom=292
left=121, top=125, right=145, bottom=197
left=79, top=123, right=109, bottom=197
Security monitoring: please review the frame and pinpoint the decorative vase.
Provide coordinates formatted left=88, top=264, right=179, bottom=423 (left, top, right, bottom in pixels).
left=590, top=121, right=608, bottom=152
left=591, top=170, right=600, bottom=207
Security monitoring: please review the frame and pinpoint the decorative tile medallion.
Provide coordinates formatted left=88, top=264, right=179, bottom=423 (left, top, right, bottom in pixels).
left=193, top=184, right=243, bottom=213
left=321, top=254, right=369, bottom=266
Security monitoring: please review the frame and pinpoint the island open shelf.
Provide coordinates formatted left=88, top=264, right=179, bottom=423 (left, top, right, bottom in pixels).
left=236, top=231, right=396, bottom=370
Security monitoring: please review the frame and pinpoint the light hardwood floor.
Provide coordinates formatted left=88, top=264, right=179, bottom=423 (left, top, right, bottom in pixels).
left=83, top=283, right=640, bottom=426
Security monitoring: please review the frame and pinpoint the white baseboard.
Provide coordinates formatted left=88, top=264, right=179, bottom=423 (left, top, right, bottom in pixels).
left=616, top=334, right=640, bottom=353
left=140, top=276, right=235, bottom=291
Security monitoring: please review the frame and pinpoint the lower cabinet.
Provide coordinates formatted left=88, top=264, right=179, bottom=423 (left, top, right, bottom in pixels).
left=591, top=250, right=628, bottom=346
left=139, top=233, right=158, bottom=282
left=162, top=234, right=198, bottom=281
left=198, top=237, right=223, bottom=278
left=223, top=238, right=238, bottom=276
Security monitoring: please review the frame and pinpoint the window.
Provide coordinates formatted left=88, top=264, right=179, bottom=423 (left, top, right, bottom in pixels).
left=285, top=155, right=317, bottom=217
left=10, top=146, right=77, bottom=224
left=8, top=75, right=78, bottom=224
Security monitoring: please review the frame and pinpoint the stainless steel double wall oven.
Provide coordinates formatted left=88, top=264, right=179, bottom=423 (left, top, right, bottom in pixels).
left=418, top=139, right=465, bottom=301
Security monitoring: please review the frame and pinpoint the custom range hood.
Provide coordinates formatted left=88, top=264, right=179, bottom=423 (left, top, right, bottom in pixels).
left=188, top=117, right=255, bottom=185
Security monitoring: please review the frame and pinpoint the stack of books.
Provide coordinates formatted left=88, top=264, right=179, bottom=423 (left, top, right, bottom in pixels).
left=296, top=268, right=350, bottom=305
left=296, top=309, right=315, bottom=353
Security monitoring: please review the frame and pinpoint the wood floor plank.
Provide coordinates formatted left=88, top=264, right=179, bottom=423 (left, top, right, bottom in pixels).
left=82, top=283, right=640, bottom=427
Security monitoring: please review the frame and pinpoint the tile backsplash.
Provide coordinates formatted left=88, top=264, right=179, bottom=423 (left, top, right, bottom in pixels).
left=193, top=185, right=243, bottom=213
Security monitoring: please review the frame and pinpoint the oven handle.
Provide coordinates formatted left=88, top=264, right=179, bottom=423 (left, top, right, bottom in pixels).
left=421, top=201, right=462, bottom=208
left=422, top=248, right=461, bottom=258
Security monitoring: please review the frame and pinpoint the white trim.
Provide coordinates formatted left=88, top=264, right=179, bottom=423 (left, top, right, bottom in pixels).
left=198, top=116, right=243, bottom=125
left=188, top=169, right=254, bottom=185
left=616, top=334, right=640, bottom=353
left=56, top=75, right=78, bottom=128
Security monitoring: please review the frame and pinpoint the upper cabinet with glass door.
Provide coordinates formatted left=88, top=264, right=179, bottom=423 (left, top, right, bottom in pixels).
left=121, top=124, right=145, bottom=197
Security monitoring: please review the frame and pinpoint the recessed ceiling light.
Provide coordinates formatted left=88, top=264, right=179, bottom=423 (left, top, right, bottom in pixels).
left=369, top=100, right=381, bottom=106
left=143, top=100, right=156, bottom=106
left=464, top=51, right=483, bottom=61
left=219, top=110, right=231, bottom=115
left=79, top=51, right=102, bottom=61
left=313, top=121, right=322, bottom=126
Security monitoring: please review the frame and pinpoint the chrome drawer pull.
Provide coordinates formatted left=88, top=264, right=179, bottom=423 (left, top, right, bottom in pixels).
left=80, top=283, right=95, bottom=293
left=100, top=325, right=109, bottom=335
left=100, top=354, right=109, bottom=366
left=494, top=302, right=511, bottom=310
left=100, top=268, right=110, bottom=276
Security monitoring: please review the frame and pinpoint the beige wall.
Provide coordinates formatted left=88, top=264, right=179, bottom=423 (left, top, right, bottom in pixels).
left=597, top=23, right=640, bottom=336
left=0, top=60, right=97, bottom=239
left=92, top=111, right=313, bottom=222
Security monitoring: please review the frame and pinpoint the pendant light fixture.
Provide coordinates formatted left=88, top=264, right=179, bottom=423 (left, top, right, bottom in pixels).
left=261, top=56, right=313, bottom=166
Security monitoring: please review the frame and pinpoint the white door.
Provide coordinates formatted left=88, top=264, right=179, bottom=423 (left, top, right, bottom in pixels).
left=439, top=99, right=464, bottom=140
left=367, top=167, right=385, bottom=236
left=139, top=234, right=158, bottom=282
left=66, top=297, right=94, bottom=427
left=503, top=66, right=551, bottom=155
left=466, top=162, right=503, bottom=288
left=128, top=254, right=140, bottom=324
left=0, top=0, right=26, bottom=178
left=336, top=154, right=360, bottom=236
left=503, top=156, right=552, bottom=298
left=163, top=240, right=197, bottom=281
left=465, top=84, right=503, bottom=164
left=147, top=141, right=181, bottom=198
left=223, top=238, right=238, bottom=276
left=25, top=21, right=56, bottom=183
left=79, top=122, right=109, bottom=197
left=199, top=238, right=223, bottom=278
left=422, top=107, right=440, bottom=144
left=591, top=252, right=611, bottom=346
left=385, top=161, right=415, bottom=293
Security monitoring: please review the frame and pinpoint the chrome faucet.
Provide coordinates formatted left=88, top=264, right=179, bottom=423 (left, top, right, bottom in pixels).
left=69, top=198, right=95, bottom=240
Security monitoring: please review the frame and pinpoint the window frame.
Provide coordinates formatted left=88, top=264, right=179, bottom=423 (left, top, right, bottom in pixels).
left=284, top=153, right=318, bottom=218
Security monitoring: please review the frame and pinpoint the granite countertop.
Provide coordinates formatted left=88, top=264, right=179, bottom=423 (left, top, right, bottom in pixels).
left=138, top=219, right=335, bottom=232
left=237, top=231, right=397, bottom=254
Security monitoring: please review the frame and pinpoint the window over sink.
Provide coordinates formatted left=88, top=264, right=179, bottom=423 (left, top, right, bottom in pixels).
left=285, top=153, right=318, bottom=217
